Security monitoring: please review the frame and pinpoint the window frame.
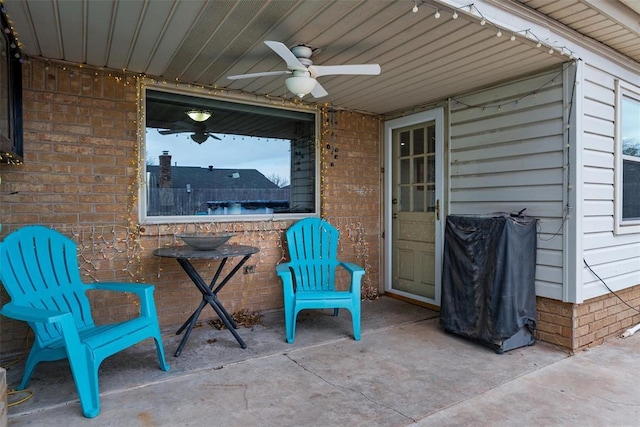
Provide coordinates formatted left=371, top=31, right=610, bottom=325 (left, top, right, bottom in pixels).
left=138, top=82, right=320, bottom=225
left=614, top=79, right=640, bottom=235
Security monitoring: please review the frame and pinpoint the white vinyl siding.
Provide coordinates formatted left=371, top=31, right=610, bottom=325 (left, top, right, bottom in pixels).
left=582, top=64, right=640, bottom=299
left=449, top=67, right=567, bottom=300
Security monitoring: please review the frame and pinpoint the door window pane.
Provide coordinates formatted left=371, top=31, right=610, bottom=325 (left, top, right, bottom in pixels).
left=400, top=159, right=411, bottom=184
left=400, top=186, right=410, bottom=212
left=414, top=157, right=424, bottom=183
left=413, top=128, right=424, bottom=155
left=400, top=131, right=410, bottom=157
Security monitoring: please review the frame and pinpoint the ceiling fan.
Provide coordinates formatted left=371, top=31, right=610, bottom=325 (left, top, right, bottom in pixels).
left=227, top=40, right=381, bottom=98
left=158, top=120, right=221, bottom=144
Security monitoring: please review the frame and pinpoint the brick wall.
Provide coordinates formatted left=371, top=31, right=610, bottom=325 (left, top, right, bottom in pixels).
left=536, top=286, right=640, bottom=353
left=573, top=286, right=640, bottom=351
left=0, top=59, right=382, bottom=354
left=535, top=297, right=574, bottom=349
left=320, top=109, right=382, bottom=299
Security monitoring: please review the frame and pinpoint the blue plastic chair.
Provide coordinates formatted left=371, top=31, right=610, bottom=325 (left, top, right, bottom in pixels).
left=276, top=218, right=365, bottom=343
left=0, top=225, right=169, bottom=418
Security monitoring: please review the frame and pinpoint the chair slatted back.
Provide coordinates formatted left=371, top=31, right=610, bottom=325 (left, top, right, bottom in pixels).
left=0, top=226, right=95, bottom=344
left=285, top=218, right=340, bottom=292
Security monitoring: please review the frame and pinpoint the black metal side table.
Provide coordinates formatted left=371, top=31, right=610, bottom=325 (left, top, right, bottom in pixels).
left=153, top=244, right=259, bottom=357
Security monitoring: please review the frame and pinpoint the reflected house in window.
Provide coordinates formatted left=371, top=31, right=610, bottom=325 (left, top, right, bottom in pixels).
left=146, top=151, right=289, bottom=216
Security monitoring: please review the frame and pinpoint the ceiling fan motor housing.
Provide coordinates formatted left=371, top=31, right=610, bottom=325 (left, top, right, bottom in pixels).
left=291, top=45, right=313, bottom=60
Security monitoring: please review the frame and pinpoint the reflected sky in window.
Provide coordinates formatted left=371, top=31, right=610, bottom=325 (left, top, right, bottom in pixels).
left=145, top=131, right=291, bottom=183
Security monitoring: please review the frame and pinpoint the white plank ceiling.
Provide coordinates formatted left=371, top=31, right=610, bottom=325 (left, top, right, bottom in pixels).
left=3, top=0, right=638, bottom=115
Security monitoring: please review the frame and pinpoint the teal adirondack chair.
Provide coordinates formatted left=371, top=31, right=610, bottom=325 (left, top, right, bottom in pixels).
left=276, top=218, right=365, bottom=343
left=0, top=225, right=169, bottom=418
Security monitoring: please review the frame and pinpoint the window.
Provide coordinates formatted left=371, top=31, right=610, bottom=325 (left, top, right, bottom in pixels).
left=141, top=87, right=318, bottom=223
left=615, top=80, right=640, bottom=234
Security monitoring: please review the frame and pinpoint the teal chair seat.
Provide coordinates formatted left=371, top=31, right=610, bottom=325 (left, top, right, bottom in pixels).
left=0, top=225, right=169, bottom=418
left=276, top=218, right=365, bottom=343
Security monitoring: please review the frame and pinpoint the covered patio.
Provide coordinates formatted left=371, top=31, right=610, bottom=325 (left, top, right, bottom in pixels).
left=2, top=0, right=640, bottom=423
left=4, top=296, right=640, bottom=425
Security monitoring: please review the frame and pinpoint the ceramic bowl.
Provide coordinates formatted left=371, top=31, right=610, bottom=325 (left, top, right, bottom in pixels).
left=176, top=233, right=236, bottom=250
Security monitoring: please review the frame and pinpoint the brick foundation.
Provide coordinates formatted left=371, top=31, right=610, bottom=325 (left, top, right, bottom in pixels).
left=536, top=285, right=640, bottom=353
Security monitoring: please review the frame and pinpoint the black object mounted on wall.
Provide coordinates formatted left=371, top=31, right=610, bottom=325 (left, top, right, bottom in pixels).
left=0, top=1, right=23, bottom=165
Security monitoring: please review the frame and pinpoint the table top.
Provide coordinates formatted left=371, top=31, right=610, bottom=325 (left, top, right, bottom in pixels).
left=153, top=244, right=259, bottom=260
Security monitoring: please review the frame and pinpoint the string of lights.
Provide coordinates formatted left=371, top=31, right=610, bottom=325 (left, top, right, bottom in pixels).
left=410, top=1, right=578, bottom=60
left=451, top=60, right=575, bottom=111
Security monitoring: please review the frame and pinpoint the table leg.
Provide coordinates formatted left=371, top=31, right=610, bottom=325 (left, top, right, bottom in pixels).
left=175, top=256, right=252, bottom=353
left=174, top=299, right=208, bottom=357
left=176, top=259, right=227, bottom=336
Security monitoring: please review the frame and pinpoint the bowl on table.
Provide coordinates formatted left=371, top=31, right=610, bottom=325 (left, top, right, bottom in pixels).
left=176, top=233, right=236, bottom=250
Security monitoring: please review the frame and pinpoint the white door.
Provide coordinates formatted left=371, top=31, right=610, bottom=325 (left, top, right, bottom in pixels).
left=384, top=109, right=444, bottom=306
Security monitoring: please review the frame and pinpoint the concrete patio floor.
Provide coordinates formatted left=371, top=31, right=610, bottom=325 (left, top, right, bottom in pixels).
left=3, top=296, right=640, bottom=426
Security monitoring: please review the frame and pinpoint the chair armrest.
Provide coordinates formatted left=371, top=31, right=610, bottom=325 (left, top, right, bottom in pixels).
left=1, top=302, right=73, bottom=324
left=338, top=261, right=365, bottom=274
left=276, top=263, right=295, bottom=298
left=2, top=302, right=83, bottom=351
left=338, top=262, right=365, bottom=296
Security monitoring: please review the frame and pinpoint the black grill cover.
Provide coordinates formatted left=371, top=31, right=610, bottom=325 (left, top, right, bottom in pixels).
left=440, top=214, right=537, bottom=345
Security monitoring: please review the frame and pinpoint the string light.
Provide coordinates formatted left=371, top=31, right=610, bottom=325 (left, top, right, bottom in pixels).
left=451, top=61, right=573, bottom=112
left=405, top=3, right=578, bottom=60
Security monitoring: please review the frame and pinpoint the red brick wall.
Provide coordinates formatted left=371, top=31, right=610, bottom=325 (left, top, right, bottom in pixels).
left=0, top=59, right=382, bottom=354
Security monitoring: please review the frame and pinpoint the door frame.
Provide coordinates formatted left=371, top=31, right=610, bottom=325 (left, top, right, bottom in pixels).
left=384, top=108, right=445, bottom=306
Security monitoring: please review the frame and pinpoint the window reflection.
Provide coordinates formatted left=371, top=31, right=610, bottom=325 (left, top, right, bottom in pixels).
left=144, top=89, right=316, bottom=219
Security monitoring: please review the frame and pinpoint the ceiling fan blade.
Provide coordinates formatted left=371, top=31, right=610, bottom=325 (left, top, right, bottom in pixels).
left=208, top=133, right=221, bottom=140
left=158, top=129, right=184, bottom=135
left=310, top=81, right=328, bottom=98
left=228, top=70, right=290, bottom=80
left=310, top=64, right=381, bottom=78
left=264, top=41, right=307, bottom=71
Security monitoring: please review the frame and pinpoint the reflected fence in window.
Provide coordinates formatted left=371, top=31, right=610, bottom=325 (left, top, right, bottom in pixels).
left=147, top=187, right=292, bottom=216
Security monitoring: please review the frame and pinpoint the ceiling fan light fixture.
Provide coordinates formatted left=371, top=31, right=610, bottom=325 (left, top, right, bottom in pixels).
left=186, top=110, right=212, bottom=122
left=285, top=75, right=317, bottom=98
